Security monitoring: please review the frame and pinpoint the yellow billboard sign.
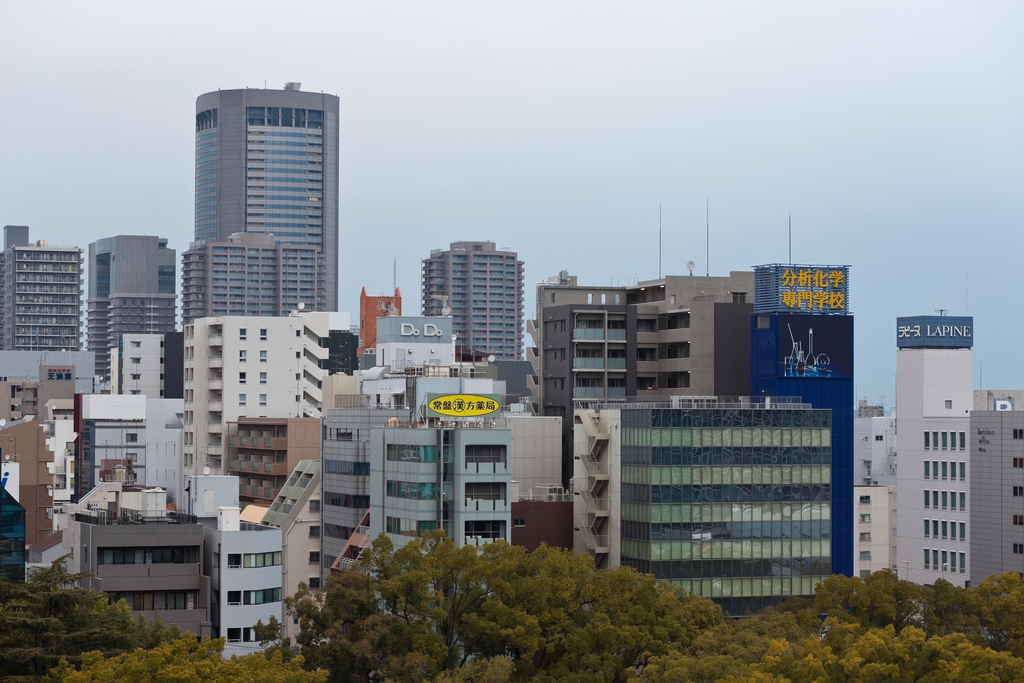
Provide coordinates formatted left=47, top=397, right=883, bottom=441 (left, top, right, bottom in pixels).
left=427, top=394, right=500, bottom=418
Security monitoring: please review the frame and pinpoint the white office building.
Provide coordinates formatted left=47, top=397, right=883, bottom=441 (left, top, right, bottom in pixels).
left=895, top=315, right=973, bottom=586
left=854, top=485, right=897, bottom=578
left=182, top=314, right=328, bottom=481
left=203, top=506, right=283, bottom=656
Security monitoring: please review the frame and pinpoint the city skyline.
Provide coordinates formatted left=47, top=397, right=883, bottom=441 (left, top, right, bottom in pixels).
left=1, top=3, right=1021, bottom=407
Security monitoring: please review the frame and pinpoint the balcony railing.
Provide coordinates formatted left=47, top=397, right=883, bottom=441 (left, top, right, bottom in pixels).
left=573, top=328, right=604, bottom=340
left=573, top=358, right=604, bottom=369
left=573, top=387, right=605, bottom=398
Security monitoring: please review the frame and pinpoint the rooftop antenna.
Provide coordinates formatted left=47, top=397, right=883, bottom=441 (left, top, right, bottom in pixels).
left=393, top=258, right=397, bottom=296
left=706, top=198, right=709, bottom=276
left=658, top=204, right=662, bottom=279
left=966, top=272, right=969, bottom=315
left=788, top=214, right=792, bottom=265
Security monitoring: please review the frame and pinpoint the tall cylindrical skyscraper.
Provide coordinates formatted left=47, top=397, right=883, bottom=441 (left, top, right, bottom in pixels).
left=190, top=84, right=340, bottom=313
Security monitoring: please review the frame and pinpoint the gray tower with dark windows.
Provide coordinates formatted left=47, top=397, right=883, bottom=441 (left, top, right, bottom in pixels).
left=187, top=83, right=340, bottom=315
left=87, top=235, right=177, bottom=381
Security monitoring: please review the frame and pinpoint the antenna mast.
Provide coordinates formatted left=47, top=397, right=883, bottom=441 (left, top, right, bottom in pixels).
left=705, top=198, right=709, bottom=276
left=658, top=204, right=662, bottom=279
left=788, top=214, right=792, bottom=264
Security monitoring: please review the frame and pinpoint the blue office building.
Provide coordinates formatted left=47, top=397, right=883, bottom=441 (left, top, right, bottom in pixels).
left=0, top=485, right=26, bottom=581
left=750, top=265, right=854, bottom=577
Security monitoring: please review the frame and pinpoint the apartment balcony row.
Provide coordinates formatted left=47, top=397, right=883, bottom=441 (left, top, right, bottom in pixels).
left=228, top=435, right=289, bottom=450
left=572, top=358, right=626, bottom=370
left=227, top=459, right=289, bottom=476
left=240, top=484, right=281, bottom=500
left=463, top=497, right=509, bottom=511
left=572, top=387, right=626, bottom=398
left=572, top=328, right=627, bottom=341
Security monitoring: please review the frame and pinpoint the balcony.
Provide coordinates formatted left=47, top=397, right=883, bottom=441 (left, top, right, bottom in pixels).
left=573, top=387, right=605, bottom=398
left=208, top=357, right=223, bottom=369
left=464, top=498, right=508, bottom=511
left=207, top=401, right=223, bottom=412
left=607, top=387, right=626, bottom=397
left=573, top=358, right=604, bottom=370
left=573, top=328, right=604, bottom=340
left=208, top=335, right=223, bottom=346
left=606, top=329, right=626, bottom=341
left=208, top=379, right=223, bottom=390
left=208, top=423, right=223, bottom=434
left=607, top=358, right=626, bottom=370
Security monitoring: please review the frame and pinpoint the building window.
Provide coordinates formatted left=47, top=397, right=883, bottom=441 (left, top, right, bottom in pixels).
left=1014, top=458, right=1024, bottom=468
left=924, top=491, right=929, bottom=508
left=239, top=328, right=247, bottom=340
left=227, top=590, right=241, bottom=605
left=859, top=551, right=871, bottom=560
left=243, top=551, right=282, bottom=568
left=1014, top=544, right=1024, bottom=555
left=243, top=588, right=281, bottom=605
left=239, top=394, right=246, bottom=406
left=1015, top=429, right=1024, bottom=440
left=513, top=518, right=526, bottom=527
left=960, top=522, right=966, bottom=540
left=941, top=432, right=948, bottom=449
left=924, top=520, right=930, bottom=537
left=944, top=400, right=952, bottom=409
left=960, top=492, right=966, bottom=510
left=308, top=551, right=320, bottom=564
left=960, top=552, right=966, bottom=572
left=960, top=432, right=966, bottom=450
left=228, top=553, right=241, bottom=568
left=227, top=627, right=241, bottom=642
left=941, top=491, right=947, bottom=509
left=259, top=394, right=267, bottom=406
left=260, top=350, right=267, bottom=362
left=875, top=434, right=884, bottom=441
left=239, top=350, right=247, bottom=362
left=1013, top=515, right=1023, bottom=526
left=239, top=372, right=246, bottom=384
left=924, top=461, right=930, bottom=478
left=860, top=514, right=871, bottom=522
left=309, top=525, right=320, bottom=538
left=859, top=495, right=871, bottom=504
left=924, top=432, right=930, bottom=449
left=260, top=328, right=267, bottom=340
left=859, top=532, right=871, bottom=541
left=132, top=593, right=154, bottom=611
left=959, top=462, right=966, bottom=480
left=260, top=372, right=267, bottom=384
left=933, top=520, right=939, bottom=537
left=924, top=548, right=931, bottom=569
left=1014, top=487, right=1023, bottom=497
left=309, top=499, right=320, bottom=512
left=941, top=521, right=948, bottom=538
left=125, top=433, right=138, bottom=443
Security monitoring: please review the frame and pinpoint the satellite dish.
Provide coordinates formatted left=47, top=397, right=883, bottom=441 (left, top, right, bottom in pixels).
left=203, top=466, right=211, bottom=476
left=487, top=355, right=496, bottom=363
left=298, top=302, right=305, bottom=311
left=0, top=419, right=6, bottom=427
left=686, top=261, right=696, bottom=275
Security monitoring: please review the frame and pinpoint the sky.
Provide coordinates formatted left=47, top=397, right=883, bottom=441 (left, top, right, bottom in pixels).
left=1, top=2, right=1021, bottom=408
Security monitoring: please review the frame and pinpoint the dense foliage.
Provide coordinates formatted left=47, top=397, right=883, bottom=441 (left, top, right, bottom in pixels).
left=285, top=532, right=1024, bottom=682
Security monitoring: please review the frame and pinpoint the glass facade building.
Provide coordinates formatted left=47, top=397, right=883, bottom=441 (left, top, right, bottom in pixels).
left=575, top=401, right=832, bottom=615
left=188, top=86, right=340, bottom=315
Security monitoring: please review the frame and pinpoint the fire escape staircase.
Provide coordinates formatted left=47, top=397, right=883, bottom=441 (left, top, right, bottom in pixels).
left=575, top=409, right=610, bottom=560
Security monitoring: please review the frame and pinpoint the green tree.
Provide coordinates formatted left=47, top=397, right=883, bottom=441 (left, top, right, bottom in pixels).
left=44, top=635, right=326, bottom=683
left=0, top=556, right=163, bottom=681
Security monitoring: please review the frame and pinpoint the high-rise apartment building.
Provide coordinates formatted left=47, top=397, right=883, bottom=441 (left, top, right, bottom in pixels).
left=190, top=85, right=340, bottom=314
left=529, top=270, right=755, bottom=486
left=182, top=314, right=328, bottom=483
left=0, top=226, right=83, bottom=351
left=87, top=235, right=176, bottom=380
left=182, top=233, right=325, bottom=324
left=894, top=315, right=973, bottom=586
left=421, top=241, right=523, bottom=359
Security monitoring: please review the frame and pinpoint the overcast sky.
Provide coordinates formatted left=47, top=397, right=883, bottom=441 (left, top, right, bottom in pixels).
left=1, top=2, right=1021, bottom=407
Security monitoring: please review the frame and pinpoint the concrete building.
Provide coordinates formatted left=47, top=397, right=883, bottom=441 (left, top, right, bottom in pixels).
left=358, top=286, right=401, bottom=356
left=421, top=241, right=524, bottom=360
left=0, top=226, right=83, bottom=352
left=62, top=482, right=211, bottom=637
left=858, top=399, right=886, bottom=418
left=511, top=484, right=574, bottom=552
left=111, top=332, right=184, bottom=399
left=1, top=464, right=26, bottom=580
left=855, top=415, right=897, bottom=487
left=574, top=397, right=833, bottom=615
left=226, top=417, right=320, bottom=507
left=369, top=424, right=512, bottom=550
left=854, top=485, right=897, bottom=577
left=191, top=86, right=340, bottom=314
left=322, top=406, right=406, bottom=570
left=146, top=399, right=184, bottom=502
left=0, top=350, right=95, bottom=396
left=0, top=418, right=55, bottom=546
left=529, top=270, right=755, bottom=487
left=182, top=314, right=328, bottom=480
left=0, top=361, right=80, bottom=422
left=968, top=405, right=1024, bottom=584
left=74, top=395, right=148, bottom=498
left=47, top=417, right=77, bottom=529
left=203, top=506, right=283, bottom=656
left=259, top=460, right=322, bottom=644
left=87, top=236, right=176, bottom=381
left=181, top=233, right=327, bottom=324
left=895, top=315, right=973, bottom=586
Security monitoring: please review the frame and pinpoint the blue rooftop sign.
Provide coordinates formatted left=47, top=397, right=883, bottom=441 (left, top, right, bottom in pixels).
left=896, top=316, right=973, bottom=349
